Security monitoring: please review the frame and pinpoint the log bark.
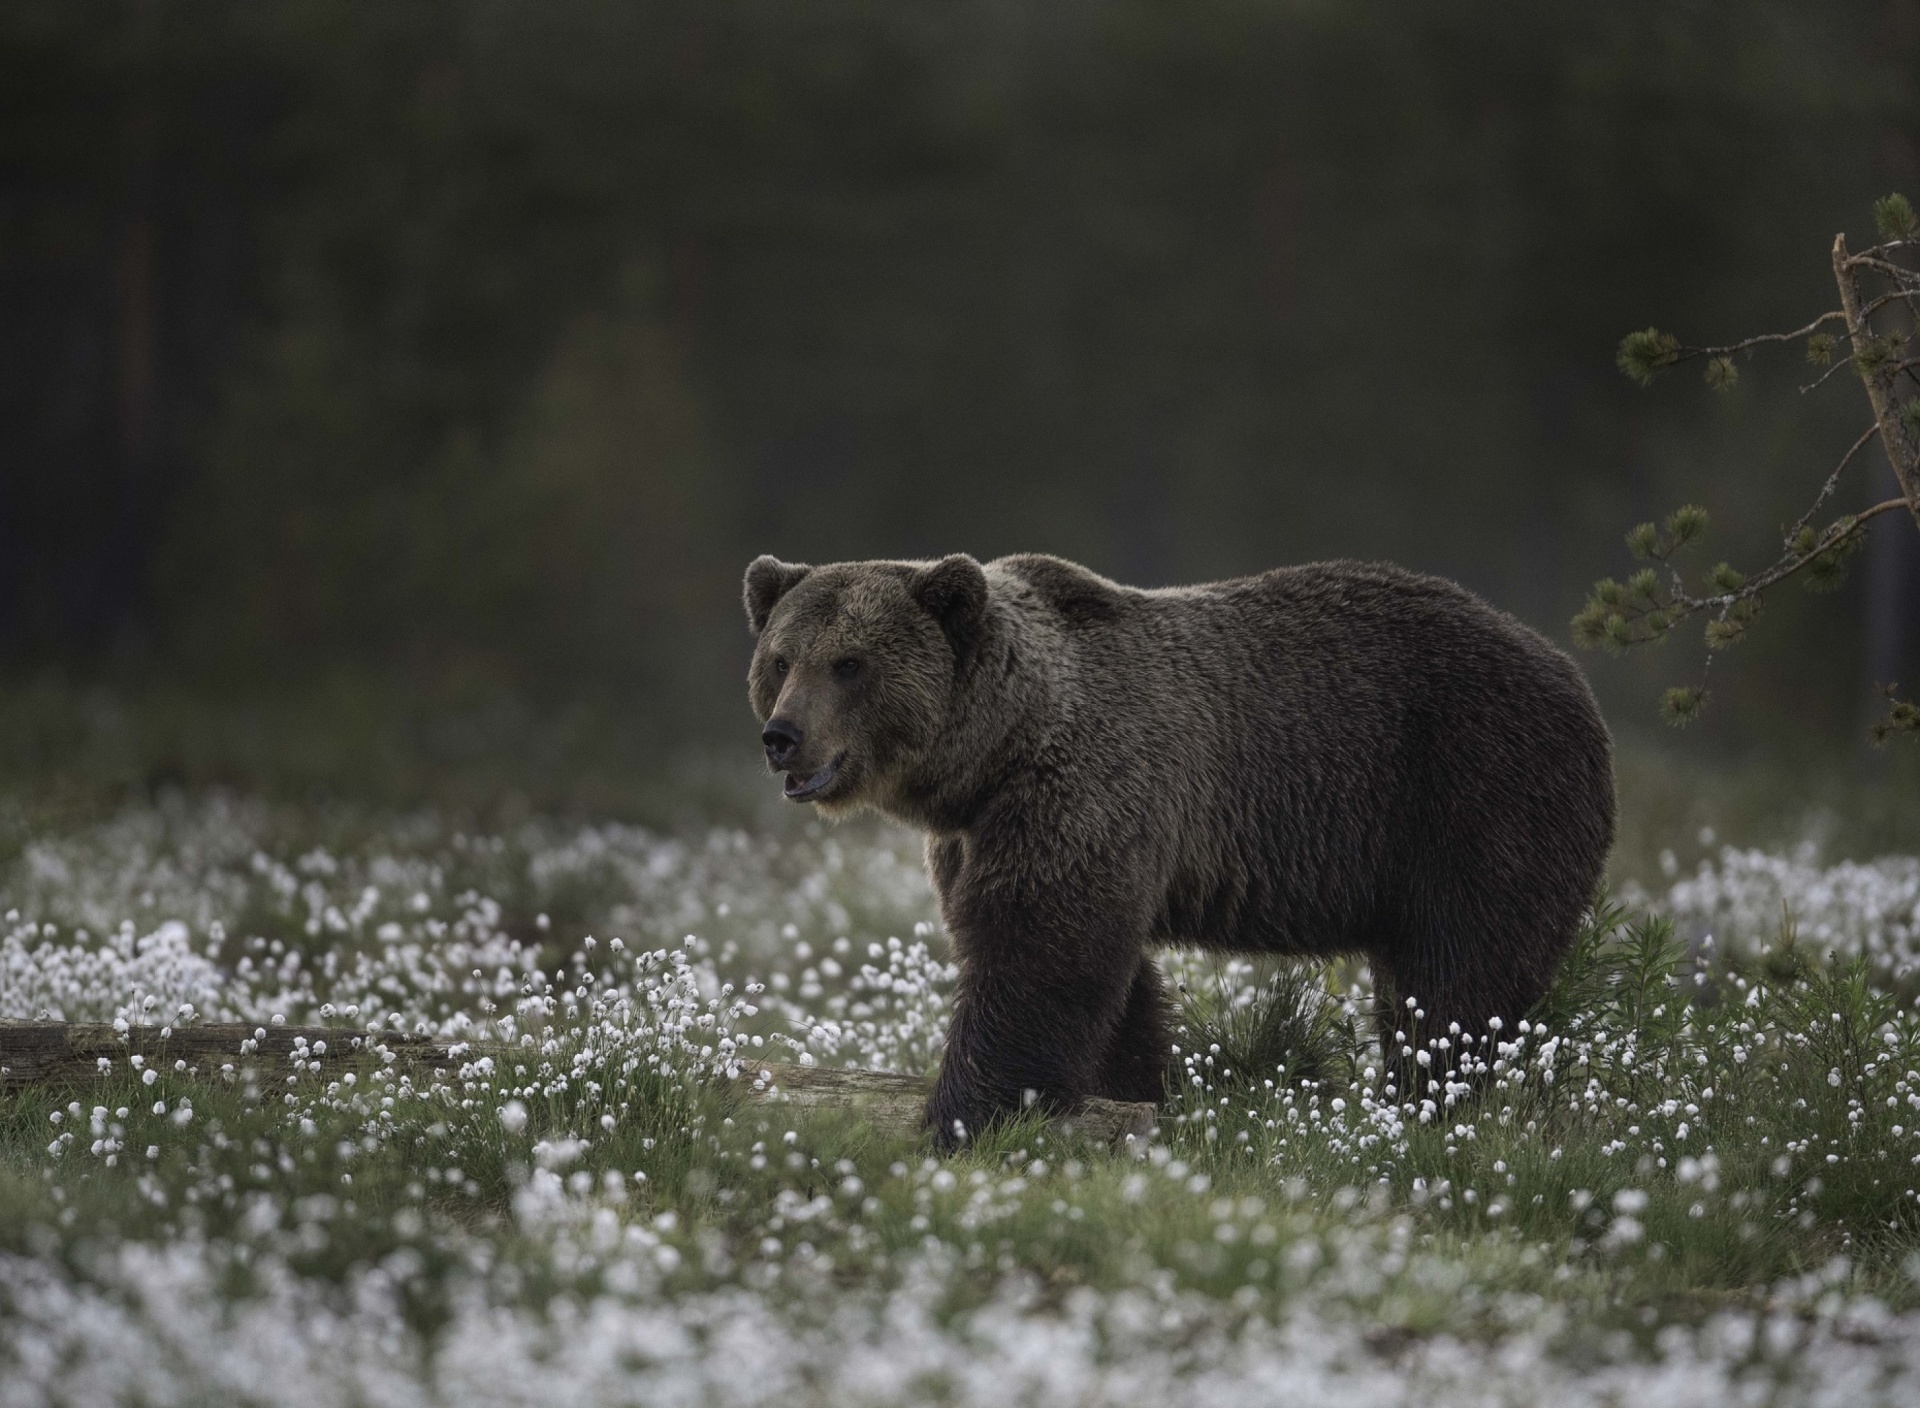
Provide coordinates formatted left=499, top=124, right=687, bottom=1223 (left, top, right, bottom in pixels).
left=0, top=1022, right=1159, bottom=1150
left=0, top=1020, right=442, bottom=1086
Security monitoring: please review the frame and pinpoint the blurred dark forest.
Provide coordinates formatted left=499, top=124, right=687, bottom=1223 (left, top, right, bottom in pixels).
left=3, top=0, right=1919, bottom=806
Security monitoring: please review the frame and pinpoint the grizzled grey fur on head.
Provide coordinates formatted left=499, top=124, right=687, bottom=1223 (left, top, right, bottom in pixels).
left=743, top=552, right=1615, bottom=1148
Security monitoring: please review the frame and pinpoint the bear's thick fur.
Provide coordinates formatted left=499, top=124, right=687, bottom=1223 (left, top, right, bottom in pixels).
left=744, top=552, right=1614, bottom=1146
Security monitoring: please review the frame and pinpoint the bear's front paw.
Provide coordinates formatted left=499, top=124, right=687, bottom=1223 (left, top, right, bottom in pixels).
left=925, top=1079, right=1074, bottom=1153
left=926, top=1075, right=1040, bottom=1153
left=923, top=1084, right=984, bottom=1154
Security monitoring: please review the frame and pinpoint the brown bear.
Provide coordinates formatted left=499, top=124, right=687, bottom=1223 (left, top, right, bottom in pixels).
left=743, top=552, right=1614, bottom=1147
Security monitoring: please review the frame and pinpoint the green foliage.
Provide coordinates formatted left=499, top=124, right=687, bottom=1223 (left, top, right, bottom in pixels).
left=1569, top=600, right=1614, bottom=650
left=1870, top=687, right=1920, bottom=747
left=1575, top=502, right=1720, bottom=656
left=1666, top=504, right=1709, bottom=545
left=16, top=801, right=1920, bottom=1392
left=0, top=0, right=1909, bottom=790
left=1802, top=520, right=1864, bottom=592
left=1533, top=902, right=1687, bottom=1045
left=1805, top=332, right=1837, bottom=365
left=1703, top=617, right=1746, bottom=650
left=1180, top=961, right=1360, bottom=1092
left=1875, top=191, right=1920, bottom=241
left=1660, top=685, right=1707, bottom=725
left=1852, top=332, right=1907, bottom=375
left=1708, top=562, right=1746, bottom=592
left=1617, top=328, right=1681, bottom=387
left=1622, top=506, right=1707, bottom=569
left=1528, top=899, right=1634, bottom=1035
left=1703, top=355, right=1739, bottom=391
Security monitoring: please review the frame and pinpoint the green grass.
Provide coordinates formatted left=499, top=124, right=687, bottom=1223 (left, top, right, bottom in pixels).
left=7, top=902, right=1918, bottom=1326
left=3, top=797, right=1920, bottom=1400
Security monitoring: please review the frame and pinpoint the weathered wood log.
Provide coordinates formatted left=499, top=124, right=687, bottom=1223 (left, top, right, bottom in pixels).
left=0, top=1022, right=1159, bottom=1150
left=0, top=1019, right=442, bottom=1086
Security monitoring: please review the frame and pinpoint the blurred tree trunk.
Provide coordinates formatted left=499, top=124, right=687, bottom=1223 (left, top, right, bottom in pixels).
left=102, top=0, right=159, bottom=647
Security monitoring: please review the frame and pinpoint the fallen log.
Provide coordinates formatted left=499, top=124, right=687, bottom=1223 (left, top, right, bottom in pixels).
left=0, top=1019, right=440, bottom=1086
left=0, top=1021, right=1158, bottom=1150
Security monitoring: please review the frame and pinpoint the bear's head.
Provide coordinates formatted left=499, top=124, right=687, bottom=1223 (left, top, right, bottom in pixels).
left=743, top=554, right=989, bottom=817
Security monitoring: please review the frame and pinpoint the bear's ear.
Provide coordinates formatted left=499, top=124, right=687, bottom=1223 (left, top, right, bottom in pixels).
left=743, top=556, right=812, bottom=635
left=911, top=554, right=989, bottom=660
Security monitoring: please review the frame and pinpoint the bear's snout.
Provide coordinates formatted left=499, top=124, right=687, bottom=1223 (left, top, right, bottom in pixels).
left=761, top=718, right=804, bottom=768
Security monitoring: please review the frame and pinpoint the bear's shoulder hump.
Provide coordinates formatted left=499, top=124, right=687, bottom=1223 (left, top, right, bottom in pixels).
left=991, top=554, right=1128, bottom=625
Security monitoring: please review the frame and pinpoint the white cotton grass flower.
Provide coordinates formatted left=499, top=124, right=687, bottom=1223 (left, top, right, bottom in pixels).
left=0, top=1235, right=1918, bottom=1404
left=533, top=1138, right=586, bottom=1171
left=8, top=796, right=1920, bottom=1404
left=0, top=801, right=938, bottom=1061
left=1639, top=844, right=1920, bottom=977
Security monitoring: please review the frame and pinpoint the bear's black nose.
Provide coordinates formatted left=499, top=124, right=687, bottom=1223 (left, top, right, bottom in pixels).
left=762, top=718, right=803, bottom=767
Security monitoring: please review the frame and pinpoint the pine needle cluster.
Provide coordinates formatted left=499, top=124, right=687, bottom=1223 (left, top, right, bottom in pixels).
left=1571, top=507, right=1713, bottom=654
left=1869, top=686, right=1920, bottom=746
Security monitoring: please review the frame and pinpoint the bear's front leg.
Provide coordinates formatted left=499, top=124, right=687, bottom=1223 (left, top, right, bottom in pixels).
left=926, top=965, right=1139, bottom=1150
left=923, top=843, right=1150, bottom=1150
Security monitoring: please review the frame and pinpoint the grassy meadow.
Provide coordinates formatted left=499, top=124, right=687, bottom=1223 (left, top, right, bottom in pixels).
left=0, top=782, right=1918, bottom=1404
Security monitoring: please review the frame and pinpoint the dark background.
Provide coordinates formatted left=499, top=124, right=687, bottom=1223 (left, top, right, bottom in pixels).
left=3, top=0, right=1918, bottom=810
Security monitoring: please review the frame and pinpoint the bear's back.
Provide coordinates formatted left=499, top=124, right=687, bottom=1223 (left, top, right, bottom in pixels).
left=981, top=554, right=1611, bottom=942
left=991, top=554, right=1587, bottom=720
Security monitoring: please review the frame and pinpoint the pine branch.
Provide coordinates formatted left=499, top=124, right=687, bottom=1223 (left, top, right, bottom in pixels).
left=1845, top=254, right=1920, bottom=286
left=1870, top=685, right=1920, bottom=746
left=1798, top=356, right=1856, bottom=395
left=1591, top=197, right=1920, bottom=736
left=1862, top=288, right=1920, bottom=319
left=1574, top=495, right=1911, bottom=715
left=1617, top=315, right=1845, bottom=387
left=1782, top=424, right=1879, bottom=549
left=1668, top=311, right=1846, bottom=362
left=1833, top=233, right=1920, bottom=529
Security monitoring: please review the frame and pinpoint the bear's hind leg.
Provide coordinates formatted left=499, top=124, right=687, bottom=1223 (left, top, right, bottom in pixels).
left=1372, top=940, right=1553, bottom=1101
left=1096, top=958, right=1174, bottom=1105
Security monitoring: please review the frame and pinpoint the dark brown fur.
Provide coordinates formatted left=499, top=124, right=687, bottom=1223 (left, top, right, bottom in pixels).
left=744, top=553, right=1615, bottom=1147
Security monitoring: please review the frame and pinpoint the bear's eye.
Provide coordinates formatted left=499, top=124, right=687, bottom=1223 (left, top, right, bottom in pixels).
left=773, top=657, right=789, bottom=677
left=832, top=657, right=861, bottom=679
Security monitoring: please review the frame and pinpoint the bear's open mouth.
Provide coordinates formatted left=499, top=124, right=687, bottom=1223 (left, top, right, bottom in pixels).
left=783, top=753, right=844, bottom=801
